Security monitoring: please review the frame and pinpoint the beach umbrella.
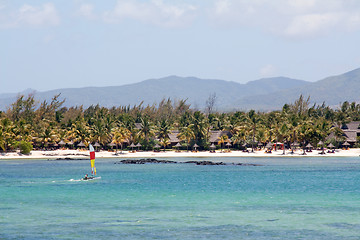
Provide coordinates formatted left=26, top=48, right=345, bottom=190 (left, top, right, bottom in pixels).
left=107, top=142, right=116, bottom=152
left=193, top=143, right=199, bottom=151
left=136, top=143, right=142, bottom=150
left=327, top=143, right=335, bottom=148
left=175, top=142, right=181, bottom=150
left=306, top=143, right=313, bottom=148
left=226, top=142, right=231, bottom=150
left=210, top=143, right=216, bottom=149
left=58, top=140, right=66, bottom=146
left=318, top=141, right=324, bottom=146
left=153, top=143, right=160, bottom=152
left=93, top=142, right=101, bottom=151
left=129, top=143, right=136, bottom=151
left=265, top=142, right=273, bottom=149
left=342, top=141, right=350, bottom=147
left=77, top=141, right=85, bottom=147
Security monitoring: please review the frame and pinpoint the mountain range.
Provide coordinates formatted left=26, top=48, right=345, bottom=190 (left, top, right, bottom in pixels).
left=1, top=67, right=359, bottom=111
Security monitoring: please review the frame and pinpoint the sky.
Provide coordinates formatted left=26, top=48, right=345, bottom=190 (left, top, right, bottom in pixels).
left=1, top=0, right=360, bottom=94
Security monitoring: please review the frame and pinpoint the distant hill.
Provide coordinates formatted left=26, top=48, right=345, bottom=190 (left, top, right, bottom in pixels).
left=0, top=76, right=308, bottom=111
left=1, top=68, right=359, bottom=111
left=235, top=67, right=360, bottom=110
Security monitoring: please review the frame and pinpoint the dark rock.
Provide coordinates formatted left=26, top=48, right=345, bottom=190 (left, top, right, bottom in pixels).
left=115, top=159, right=262, bottom=166
left=49, top=157, right=88, bottom=161
left=184, top=161, right=226, bottom=165
left=184, top=161, right=262, bottom=166
left=116, top=158, right=177, bottom=164
left=234, top=163, right=262, bottom=166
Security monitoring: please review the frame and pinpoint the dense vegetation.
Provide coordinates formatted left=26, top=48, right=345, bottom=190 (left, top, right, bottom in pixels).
left=0, top=94, right=359, bottom=153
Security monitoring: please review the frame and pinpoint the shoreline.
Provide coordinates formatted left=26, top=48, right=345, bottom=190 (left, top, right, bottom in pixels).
left=1, top=148, right=360, bottom=160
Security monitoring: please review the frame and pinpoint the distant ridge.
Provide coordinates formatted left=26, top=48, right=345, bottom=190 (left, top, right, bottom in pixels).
left=1, top=67, right=359, bottom=111
left=0, top=76, right=308, bottom=111
left=235, top=67, right=360, bottom=110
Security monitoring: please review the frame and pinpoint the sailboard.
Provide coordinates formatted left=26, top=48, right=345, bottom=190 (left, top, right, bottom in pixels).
left=82, top=144, right=101, bottom=181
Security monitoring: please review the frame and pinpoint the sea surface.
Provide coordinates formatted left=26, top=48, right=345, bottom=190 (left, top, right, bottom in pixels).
left=0, top=157, right=360, bottom=240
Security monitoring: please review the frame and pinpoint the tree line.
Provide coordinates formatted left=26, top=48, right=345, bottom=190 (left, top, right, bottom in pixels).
left=0, top=94, right=359, bottom=154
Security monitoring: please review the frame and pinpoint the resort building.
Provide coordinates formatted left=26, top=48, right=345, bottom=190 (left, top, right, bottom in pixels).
left=340, top=121, right=360, bottom=145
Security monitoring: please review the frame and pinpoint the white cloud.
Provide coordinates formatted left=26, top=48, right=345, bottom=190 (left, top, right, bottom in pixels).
left=285, top=13, right=341, bottom=37
left=103, top=0, right=197, bottom=28
left=78, top=3, right=95, bottom=19
left=209, top=0, right=360, bottom=38
left=213, top=0, right=230, bottom=16
left=0, top=3, right=60, bottom=28
left=260, top=64, right=277, bottom=78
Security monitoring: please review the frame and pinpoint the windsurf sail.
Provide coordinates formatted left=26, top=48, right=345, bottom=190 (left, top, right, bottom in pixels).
left=89, top=144, right=96, bottom=175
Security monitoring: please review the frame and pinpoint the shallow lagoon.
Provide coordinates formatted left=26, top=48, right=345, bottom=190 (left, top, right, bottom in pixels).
left=1, top=157, right=360, bottom=239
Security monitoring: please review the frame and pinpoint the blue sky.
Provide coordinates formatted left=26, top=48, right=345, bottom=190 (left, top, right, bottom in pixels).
left=1, top=0, right=360, bottom=94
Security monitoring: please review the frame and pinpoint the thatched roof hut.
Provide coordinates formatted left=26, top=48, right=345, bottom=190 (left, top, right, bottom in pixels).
left=327, top=143, right=335, bottom=148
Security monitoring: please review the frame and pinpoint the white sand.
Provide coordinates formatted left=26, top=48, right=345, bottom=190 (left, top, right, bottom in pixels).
left=1, top=148, right=359, bottom=160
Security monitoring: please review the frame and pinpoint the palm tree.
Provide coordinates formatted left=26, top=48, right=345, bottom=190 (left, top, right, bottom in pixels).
left=34, top=119, right=59, bottom=149
left=137, top=116, right=156, bottom=150
left=14, top=119, right=33, bottom=142
left=157, top=119, right=172, bottom=150
left=0, top=118, right=16, bottom=151
left=112, top=126, right=131, bottom=152
left=159, top=138, right=170, bottom=151
left=315, top=118, right=334, bottom=154
left=277, top=122, right=290, bottom=155
left=91, top=119, right=112, bottom=146
left=231, top=125, right=247, bottom=149
left=67, top=118, right=91, bottom=145
left=287, top=114, right=301, bottom=149
left=255, top=127, right=267, bottom=150
left=177, top=126, right=195, bottom=151
left=218, top=134, right=229, bottom=152
left=244, top=110, right=261, bottom=152
left=263, top=111, right=279, bottom=143
left=191, top=111, right=209, bottom=146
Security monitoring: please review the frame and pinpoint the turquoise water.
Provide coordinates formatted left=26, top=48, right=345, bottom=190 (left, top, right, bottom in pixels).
left=1, top=157, right=360, bottom=239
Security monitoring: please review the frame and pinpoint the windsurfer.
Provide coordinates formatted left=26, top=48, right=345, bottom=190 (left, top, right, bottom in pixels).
left=84, top=174, right=88, bottom=180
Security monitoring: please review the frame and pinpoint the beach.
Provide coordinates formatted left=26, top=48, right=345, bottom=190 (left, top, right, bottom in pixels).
left=1, top=148, right=359, bottom=160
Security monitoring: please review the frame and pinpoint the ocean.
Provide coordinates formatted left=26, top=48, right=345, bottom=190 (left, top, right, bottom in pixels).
left=0, top=157, right=359, bottom=239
